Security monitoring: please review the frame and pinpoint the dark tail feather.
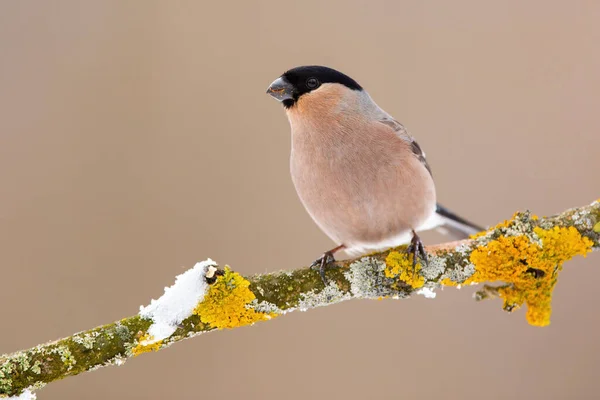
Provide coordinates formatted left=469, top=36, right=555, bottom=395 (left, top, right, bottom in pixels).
left=435, top=203, right=485, bottom=240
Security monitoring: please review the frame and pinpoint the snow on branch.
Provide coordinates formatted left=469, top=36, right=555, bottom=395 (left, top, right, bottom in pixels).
left=1, top=200, right=599, bottom=398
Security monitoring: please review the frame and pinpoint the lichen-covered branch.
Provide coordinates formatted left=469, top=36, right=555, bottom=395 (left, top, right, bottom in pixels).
left=2, top=200, right=599, bottom=398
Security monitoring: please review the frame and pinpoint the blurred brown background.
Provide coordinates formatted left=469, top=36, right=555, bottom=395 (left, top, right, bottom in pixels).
left=1, top=1, right=599, bottom=399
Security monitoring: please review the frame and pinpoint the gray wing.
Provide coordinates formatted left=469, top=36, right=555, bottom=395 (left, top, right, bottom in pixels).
left=376, top=110, right=484, bottom=237
left=378, top=117, right=433, bottom=177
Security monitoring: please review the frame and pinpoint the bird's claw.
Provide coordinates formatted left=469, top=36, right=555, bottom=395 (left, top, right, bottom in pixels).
left=406, top=231, right=428, bottom=269
left=310, top=251, right=336, bottom=285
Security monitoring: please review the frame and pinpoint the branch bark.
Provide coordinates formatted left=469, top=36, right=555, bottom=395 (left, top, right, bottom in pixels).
left=1, top=200, right=599, bottom=398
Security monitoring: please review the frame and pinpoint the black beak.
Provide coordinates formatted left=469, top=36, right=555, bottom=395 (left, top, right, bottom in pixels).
left=266, top=77, right=295, bottom=102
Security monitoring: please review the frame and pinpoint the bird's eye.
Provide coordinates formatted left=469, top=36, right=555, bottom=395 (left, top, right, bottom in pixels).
left=306, top=77, right=320, bottom=89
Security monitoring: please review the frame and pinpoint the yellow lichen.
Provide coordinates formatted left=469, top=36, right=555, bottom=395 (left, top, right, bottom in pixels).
left=593, top=221, right=600, bottom=233
left=467, top=226, right=593, bottom=326
left=384, top=251, right=425, bottom=289
left=131, top=334, right=163, bottom=356
left=534, top=226, right=593, bottom=261
left=440, top=277, right=458, bottom=287
left=467, top=235, right=538, bottom=285
left=194, top=267, right=276, bottom=329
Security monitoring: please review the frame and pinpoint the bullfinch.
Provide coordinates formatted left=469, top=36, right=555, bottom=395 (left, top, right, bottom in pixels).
left=266, top=65, right=483, bottom=283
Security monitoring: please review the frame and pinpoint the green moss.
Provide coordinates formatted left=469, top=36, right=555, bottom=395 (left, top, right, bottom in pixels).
left=0, top=316, right=152, bottom=397
left=250, top=266, right=351, bottom=311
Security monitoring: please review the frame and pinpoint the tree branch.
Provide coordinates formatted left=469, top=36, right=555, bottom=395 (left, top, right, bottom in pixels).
left=1, top=200, right=599, bottom=398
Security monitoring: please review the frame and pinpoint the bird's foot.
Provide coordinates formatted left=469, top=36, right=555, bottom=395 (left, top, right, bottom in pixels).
left=309, top=245, right=345, bottom=285
left=406, top=231, right=428, bottom=278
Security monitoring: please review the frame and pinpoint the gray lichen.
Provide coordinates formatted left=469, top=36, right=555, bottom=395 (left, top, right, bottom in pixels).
left=0, top=361, right=14, bottom=393
left=50, top=345, right=76, bottom=371
left=505, top=211, right=536, bottom=238
left=571, top=208, right=594, bottom=230
left=420, top=255, right=446, bottom=280
left=250, top=299, right=283, bottom=314
left=73, top=332, right=99, bottom=350
left=114, top=323, right=130, bottom=342
left=30, top=361, right=41, bottom=375
left=344, top=257, right=395, bottom=299
left=297, top=282, right=351, bottom=311
left=0, top=351, right=44, bottom=394
left=437, top=242, right=476, bottom=284
left=442, top=262, right=476, bottom=284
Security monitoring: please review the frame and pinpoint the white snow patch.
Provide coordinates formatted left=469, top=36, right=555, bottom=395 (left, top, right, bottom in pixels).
left=139, top=259, right=216, bottom=342
left=7, top=389, right=36, bottom=400
left=416, top=287, right=436, bottom=299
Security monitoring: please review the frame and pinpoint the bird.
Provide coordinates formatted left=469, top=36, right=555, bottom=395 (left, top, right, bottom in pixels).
left=266, top=65, right=483, bottom=283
